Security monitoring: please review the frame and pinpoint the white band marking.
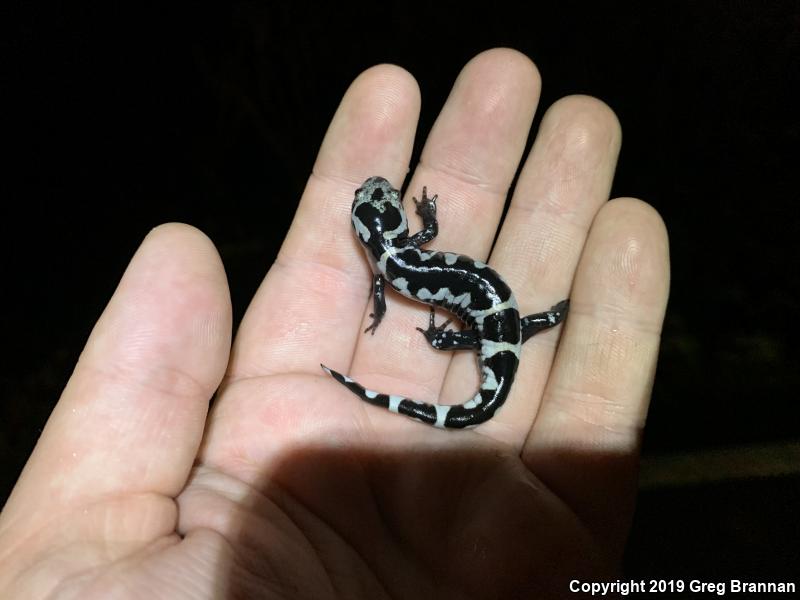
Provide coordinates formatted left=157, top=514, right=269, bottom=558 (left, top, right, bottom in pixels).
left=434, top=404, right=451, bottom=428
left=480, top=339, right=521, bottom=359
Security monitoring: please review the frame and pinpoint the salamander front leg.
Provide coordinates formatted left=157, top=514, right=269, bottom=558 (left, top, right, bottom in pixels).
left=416, top=307, right=480, bottom=351
left=407, top=186, right=438, bottom=248
left=521, top=299, right=570, bottom=343
left=364, top=274, right=387, bottom=335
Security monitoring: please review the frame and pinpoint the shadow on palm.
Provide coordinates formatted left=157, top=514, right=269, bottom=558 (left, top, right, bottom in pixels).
left=212, top=438, right=629, bottom=598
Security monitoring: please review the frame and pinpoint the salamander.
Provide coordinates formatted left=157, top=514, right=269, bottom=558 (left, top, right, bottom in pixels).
left=321, top=176, right=569, bottom=428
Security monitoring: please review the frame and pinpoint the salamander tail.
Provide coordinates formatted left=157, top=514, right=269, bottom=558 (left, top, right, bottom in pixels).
left=320, top=364, right=398, bottom=409
left=320, top=364, right=501, bottom=428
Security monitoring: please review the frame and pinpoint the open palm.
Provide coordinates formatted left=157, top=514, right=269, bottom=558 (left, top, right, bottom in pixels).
left=0, top=49, right=669, bottom=599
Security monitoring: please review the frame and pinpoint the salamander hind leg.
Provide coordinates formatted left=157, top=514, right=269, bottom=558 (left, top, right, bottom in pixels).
left=416, top=306, right=480, bottom=351
left=520, top=299, right=570, bottom=343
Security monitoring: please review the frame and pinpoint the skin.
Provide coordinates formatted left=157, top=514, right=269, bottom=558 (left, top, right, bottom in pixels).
left=0, top=49, right=669, bottom=599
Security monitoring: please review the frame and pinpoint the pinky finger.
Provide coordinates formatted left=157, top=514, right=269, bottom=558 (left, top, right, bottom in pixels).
left=522, top=198, right=670, bottom=554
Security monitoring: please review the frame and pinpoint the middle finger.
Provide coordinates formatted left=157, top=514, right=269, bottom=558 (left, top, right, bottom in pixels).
left=463, top=95, right=623, bottom=447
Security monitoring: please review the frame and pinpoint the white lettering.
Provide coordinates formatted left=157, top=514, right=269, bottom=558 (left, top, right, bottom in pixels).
left=568, top=579, right=647, bottom=596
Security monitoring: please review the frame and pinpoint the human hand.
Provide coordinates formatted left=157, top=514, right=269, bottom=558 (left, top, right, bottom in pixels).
left=0, top=49, right=669, bottom=599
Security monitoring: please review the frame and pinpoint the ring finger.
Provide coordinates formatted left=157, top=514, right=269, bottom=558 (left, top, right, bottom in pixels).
left=446, top=95, right=622, bottom=448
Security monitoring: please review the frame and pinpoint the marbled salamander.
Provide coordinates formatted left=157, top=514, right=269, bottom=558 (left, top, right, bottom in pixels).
left=321, top=176, right=569, bottom=428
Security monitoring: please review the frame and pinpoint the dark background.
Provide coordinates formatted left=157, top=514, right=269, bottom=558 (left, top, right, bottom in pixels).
left=3, top=1, right=798, bottom=584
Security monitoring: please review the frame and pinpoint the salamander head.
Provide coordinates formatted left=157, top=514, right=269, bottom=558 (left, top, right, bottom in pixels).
left=352, top=176, right=408, bottom=249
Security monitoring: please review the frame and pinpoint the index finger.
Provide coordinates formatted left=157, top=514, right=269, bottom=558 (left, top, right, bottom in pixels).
left=226, top=65, right=421, bottom=380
